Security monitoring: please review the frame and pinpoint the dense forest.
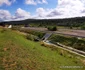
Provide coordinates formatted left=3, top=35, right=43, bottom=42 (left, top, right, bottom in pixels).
left=0, top=16, right=85, bottom=27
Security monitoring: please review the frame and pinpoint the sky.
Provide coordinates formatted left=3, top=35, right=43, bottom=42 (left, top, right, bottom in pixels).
left=0, top=0, right=85, bottom=21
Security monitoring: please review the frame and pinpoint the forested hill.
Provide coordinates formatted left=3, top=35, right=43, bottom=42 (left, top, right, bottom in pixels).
left=1, top=16, right=85, bottom=27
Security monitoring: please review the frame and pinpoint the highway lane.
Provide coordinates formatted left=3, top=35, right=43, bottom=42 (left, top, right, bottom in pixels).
left=21, top=27, right=85, bottom=38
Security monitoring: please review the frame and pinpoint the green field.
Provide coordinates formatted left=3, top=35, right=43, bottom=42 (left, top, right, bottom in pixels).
left=0, top=28, right=85, bottom=70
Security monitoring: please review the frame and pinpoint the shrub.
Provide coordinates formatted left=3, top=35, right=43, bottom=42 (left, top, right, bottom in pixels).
left=26, top=34, right=39, bottom=41
left=47, top=26, right=57, bottom=31
left=81, top=25, right=85, bottom=30
left=70, top=26, right=73, bottom=29
left=1, top=28, right=6, bottom=33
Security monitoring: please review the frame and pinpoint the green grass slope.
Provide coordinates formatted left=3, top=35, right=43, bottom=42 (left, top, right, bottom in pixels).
left=0, top=28, right=85, bottom=70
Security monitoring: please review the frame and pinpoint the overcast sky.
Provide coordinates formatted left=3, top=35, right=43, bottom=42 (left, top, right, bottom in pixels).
left=0, top=0, right=85, bottom=21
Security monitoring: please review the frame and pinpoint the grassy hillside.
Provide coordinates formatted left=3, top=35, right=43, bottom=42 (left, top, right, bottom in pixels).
left=0, top=28, right=85, bottom=70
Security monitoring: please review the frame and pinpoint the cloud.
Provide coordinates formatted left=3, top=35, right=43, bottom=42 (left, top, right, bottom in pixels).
left=25, top=0, right=48, bottom=5
left=36, top=8, right=47, bottom=17
left=42, top=0, right=48, bottom=4
left=25, top=0, right=36, bottom=5
left=47, top=9, right=62, bottom=17
left=39, top=0, right=48, bottom=4
left=36, top=7, right=62, bottom=19
left=14, top=8, right=30, bottom=19
left=0, top=9, right=12, bottom=21
left=0, top=0, right=16, bottom=6
left=55, top=0, right=85, bottom=18
left=36, top=0, right=85, bottom=19
left=0, top=8, right=31, bottom=21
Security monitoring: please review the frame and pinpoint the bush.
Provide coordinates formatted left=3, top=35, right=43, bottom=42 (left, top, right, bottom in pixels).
left=26, top=34, right=34, bottom=41
left=1, top=28, right=6, bottom=33
left=70, top=26, right=73, bottom=29
left=81, top=25, right=85, bottom=30
left=26, top=34, right=39, bottom=41
left=47, top=26, right=57, bottom=31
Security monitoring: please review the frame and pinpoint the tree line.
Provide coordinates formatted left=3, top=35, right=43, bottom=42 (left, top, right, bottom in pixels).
left=0, top=16, right=85, bottom=28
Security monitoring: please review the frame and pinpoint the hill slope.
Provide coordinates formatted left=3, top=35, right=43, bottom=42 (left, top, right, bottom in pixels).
left=0, top=28, right=85, bottom=70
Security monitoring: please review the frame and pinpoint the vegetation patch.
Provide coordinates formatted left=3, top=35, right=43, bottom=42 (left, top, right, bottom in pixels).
left=47, top=26, right=57, bottom=31
left=48, top=34, right=85, bottom=51
left=81, top=25, right=85, bottom=30
left=19, top=29, right=45, bottom=38
left=26, top=34, right=39, bottom=41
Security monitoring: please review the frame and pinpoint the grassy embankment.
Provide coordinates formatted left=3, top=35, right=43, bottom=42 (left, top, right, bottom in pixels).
left=48, top=34, right=85, bottom=52
left=0, top=28, right=85, bottom=70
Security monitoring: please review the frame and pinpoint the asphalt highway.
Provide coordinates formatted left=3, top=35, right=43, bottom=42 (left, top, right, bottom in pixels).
left=21, top=27, right=85, bottom=38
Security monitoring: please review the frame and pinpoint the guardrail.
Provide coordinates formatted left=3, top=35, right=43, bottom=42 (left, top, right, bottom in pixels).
left=56, top=42, right=85, bottom=56
left=43, top=40, right=85, bottom=58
